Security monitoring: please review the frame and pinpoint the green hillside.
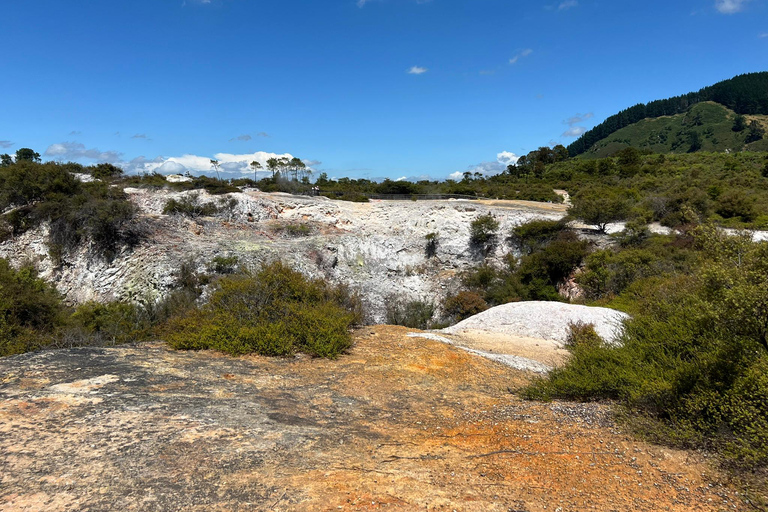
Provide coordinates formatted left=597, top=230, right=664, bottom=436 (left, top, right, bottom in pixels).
left=582, top=102, right=768, bottom=158
left=568, top=71, right=768, bottom=156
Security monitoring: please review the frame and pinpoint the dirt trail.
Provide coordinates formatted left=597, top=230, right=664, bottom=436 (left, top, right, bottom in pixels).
left=0, top=326, right=749, bottom=511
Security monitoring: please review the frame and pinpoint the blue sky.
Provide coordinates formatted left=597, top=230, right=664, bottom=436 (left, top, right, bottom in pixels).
left=1, top=0, right=766, bottom=181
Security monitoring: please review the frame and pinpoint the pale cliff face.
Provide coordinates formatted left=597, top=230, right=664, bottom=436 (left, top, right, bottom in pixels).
left=0, top=188, right=564, bottom=323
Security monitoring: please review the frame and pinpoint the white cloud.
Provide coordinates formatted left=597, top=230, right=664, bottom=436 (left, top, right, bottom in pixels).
left=455, top=151, right=520, bottom=179
left=496, top=151, right=520, bottom=166
left=408, top=65, right=428, bottom=75
left=562, top=126, right=588, bottom=137
left=558, top=0, right=578, bottom=10
left=715, top=0, right=750, bottom=13
left=509, top=49, right=533, bottom=65
left=123, top=151, right=314, bottom=177
left=395, top=176, right=408, bottom=181
left=760, top=32, right=768, bottom=38
left=44, top=141, right=122, bottom=163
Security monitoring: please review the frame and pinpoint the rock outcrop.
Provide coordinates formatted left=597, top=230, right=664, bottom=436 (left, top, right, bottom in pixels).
left=0, top=189, right=564, bottom=322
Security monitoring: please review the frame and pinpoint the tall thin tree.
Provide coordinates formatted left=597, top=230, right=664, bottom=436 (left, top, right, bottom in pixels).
left=250, top=160, right=262, bottom=182
left=210, top=159, right=221, bottom=181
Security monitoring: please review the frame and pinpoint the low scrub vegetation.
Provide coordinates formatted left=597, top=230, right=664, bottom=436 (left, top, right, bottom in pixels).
left=523, top=225, right=768, bottom=471
left=0, top=160, right=138, bottom=260
left=164, top=261, right=362, bottom=358
left=385, top=297, right=436, bottom=330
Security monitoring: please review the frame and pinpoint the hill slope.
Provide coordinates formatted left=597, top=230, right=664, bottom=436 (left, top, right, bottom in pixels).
left=581, top=102, right=768, bottom=158
left=569, top=71, right=768, bottom=156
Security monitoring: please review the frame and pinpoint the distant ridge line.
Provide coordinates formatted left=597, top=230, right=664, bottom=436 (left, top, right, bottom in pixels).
left=567, top=71, right=768, bottom=157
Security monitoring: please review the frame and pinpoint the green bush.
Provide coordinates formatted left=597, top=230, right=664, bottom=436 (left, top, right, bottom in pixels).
left=0, top=259, right=65, bottom=356
left=526, top=226, right=768, bottom=469
left=442, top=291, right=488, bottom=322
left=163, top=193, right=220, bottom=217
left=385, top=297, right=435, bottom=329
left=425, top=232, right=439, bottom=258
left=511, top=219, right=567, bottom=254
left=568, top=187, right=632, bottom=232
left=0, top=160, right=137, bottom=260
left=469, top=213, right=500, bottom=253
left=208, top=255, right=239, bottom=274
left=164, top=261, right=360, bottom=358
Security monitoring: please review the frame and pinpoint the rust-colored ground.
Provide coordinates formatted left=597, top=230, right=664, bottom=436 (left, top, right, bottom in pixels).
left=0, top=326, right=750, bottom=511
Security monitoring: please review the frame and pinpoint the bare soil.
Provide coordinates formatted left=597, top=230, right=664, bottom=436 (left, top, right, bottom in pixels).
left=0, top=326, right=750, bottom=511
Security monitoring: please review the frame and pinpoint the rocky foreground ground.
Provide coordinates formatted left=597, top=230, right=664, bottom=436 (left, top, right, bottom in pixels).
left=0, top=327, right=749, bottom=511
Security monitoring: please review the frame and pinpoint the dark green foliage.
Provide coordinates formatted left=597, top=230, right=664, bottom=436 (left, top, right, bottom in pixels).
left=208, top=255, right=239, bottom=275
left=164, top=261, right=361, bottom=358
left=0, top=260, right=65, bottom=356
left=568, top=187, right=632, bottom=232
left=746, top=121, right=766, bottom=144
left=568, top=72, right=768, bottom=156
left=459, top=226, right=590, bottom=307
left=511, top=219, right=567, bottom=254
left=469, top=214, right=500, bottom=253
left=442, top=291, right=488, bottom=322
left=162, top=194, right=220, bottom=218
left=527, top=227, right=768, bottom=469
left=89, top=163, right=124, bottom=181
left=733, top=115, right=747, bottom=132
left=385, top=297, right=435, bottom=329
left=0, top=160, right=137, bottom=260
left=15, top=148, right=41, bottom=163
left=425, top=232, right=439, bottom=258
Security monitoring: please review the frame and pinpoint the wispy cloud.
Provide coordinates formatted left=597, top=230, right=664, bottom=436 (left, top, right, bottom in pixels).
left=0, top=141, right=13, bottom=149
left=509, top=49, right=533, bottom=65
left=565, top=112, right=594, bottom=125
left=715, top=0, right=750, bottom=13
left=558, top=0, right=578, bottom=10
left=68, top=131, right=82, bottom=136
left=407, top=65, right=428, bottom=75
left=562, top=126, right=588, bottom=137
left=131, top=134, right=150, bottom=140
left=760, top=32, right=768, bottom=38
left=44, top=141, right=123, bottom=163
left=229, top=134, right=252, bottom=142
left=562, top=112, right=593, bottom=137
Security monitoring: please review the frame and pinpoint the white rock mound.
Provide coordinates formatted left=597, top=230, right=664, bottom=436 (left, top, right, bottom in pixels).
left=441, top=301, right=630, bottom=346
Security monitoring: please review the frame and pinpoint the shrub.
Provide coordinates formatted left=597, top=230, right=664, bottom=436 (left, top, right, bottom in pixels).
left=164, top=261, right=360, bottom=358
left=274, top=223, right=312, bottom=237
left=0, top=259, right=65, bottom=356
left=0, top=161, right=137, bottom=260
left=385, top=297, right=435, bottom=329
left=511, top=219, right=567, bottom=254
left=443, top=291, right=488, bottom=322
left=526, top=228, right=768, bottom=469
left=163, top=193, right=219, bottom=218
left=208, top=255, right=239, bottom=275
left=568, top=187, right=632, bottom=232
left=469, top=213, right=500, bottom=253
left=425, top=232, right=439, bottom=258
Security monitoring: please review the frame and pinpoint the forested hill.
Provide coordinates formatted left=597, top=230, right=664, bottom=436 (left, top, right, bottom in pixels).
left=568, top=72, right=768, bottom=157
